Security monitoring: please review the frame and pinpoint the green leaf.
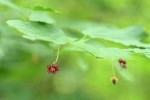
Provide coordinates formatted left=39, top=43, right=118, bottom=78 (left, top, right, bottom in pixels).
left=32, top=6, right=59, bottom=13
left=65, top=22, right=150, bottom=48
left=28, top=6, right=59, bottom=24
left=129, top=48, right=150, bottom=59
left=7, top=20, right=75, bottom=44
left=72, top=41, right=130, bottom=59
left=29, top=11, right=55, bottom=24
left=84, top=26, right=149, bottom=47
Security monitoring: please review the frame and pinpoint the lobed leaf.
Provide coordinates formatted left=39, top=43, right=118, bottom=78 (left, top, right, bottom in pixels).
left=28, top=6, right=59, bottom=24
left=29, top=11, right=55, bottom=24
left=128, top=48, right=150, bottom=59
left=72, top=42, right=130, bottom=59
left=64, top=22, right=150, bottom=48
left=32, top=6, right=59, bottom=13
left=7, top=20, right=75, bottom=44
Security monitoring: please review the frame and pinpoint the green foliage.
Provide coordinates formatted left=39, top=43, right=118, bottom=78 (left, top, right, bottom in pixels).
left=7, top=20, right=75, bottom=44
left=29, top=6, right=58, bottom=24
left=129, top=48, right=150, bottom=59
left=29, top=11, right=55, bottom=24
left=1, top=0, right=150, bottom=100
left=72, top=42, right=129, bottom=58
left=32, top=6, right=59, bottom=13
left=3, top=0, right=149, bottom=59
left=7, top=14, right=150, bottom=59
left=65, top=23, right=149, bottom=47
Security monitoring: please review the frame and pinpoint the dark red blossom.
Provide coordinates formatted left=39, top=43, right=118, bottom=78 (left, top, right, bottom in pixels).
left=118, top=59, right=123, bottom=63
left=118, top=59, right=127, bottom=69
left=47, top=64, right=59, bottom=74
left=111, top=77, right=118, bottom=85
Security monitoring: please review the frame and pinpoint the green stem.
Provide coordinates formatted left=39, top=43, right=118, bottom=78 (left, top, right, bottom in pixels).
left=77, top=35, right=89, bottom=43
left=53, top=45, right=60, bottom=64
left=111, top=59, right=116, bottom=77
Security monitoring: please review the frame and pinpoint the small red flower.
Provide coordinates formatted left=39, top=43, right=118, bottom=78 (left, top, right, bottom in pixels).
left=118, top=58, right=123, bottom=63
left=47, top=64, right=59, bottom=74
left=111, top=77, right=118, bottom=85
left=52, top=64, right=59, bottom=71
left=118, top=59, right=127, bottom=69
left=122, top=61, right=126, bottom=64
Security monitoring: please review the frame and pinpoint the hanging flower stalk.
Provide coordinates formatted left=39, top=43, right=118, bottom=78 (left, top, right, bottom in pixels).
left=111, top=60, right=118, bottom=85
left=47, top=46, right=60, bottom=74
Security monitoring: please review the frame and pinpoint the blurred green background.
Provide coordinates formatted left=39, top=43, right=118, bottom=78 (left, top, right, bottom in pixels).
left=0, top=0, right=150, bottom=100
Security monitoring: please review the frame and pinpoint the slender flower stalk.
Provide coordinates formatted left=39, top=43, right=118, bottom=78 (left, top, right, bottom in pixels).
left=47, top=45, right=60, bottom=74
left=111, top=59, right=118, bottom=85
left=111, top=60, right=116, bottom=77
left=53, top=45, right=60, bottom=64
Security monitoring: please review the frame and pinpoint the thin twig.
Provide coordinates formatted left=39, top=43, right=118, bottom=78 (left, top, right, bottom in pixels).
left=111, top=59, right=116, bottom=77
left=53, top=45, right=60, bottom=64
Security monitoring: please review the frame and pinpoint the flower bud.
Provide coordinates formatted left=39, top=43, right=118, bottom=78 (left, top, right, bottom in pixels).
left=118, top=59, right=127, bottom=69
left=47, top=64, right=59, bottom=74
left=111, top=77, right=118, bottom=85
